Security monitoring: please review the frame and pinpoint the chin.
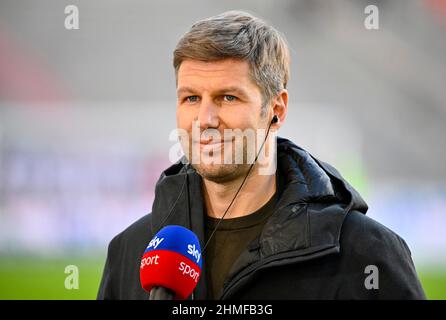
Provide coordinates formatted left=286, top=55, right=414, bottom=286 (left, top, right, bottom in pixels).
left=193, top=163, right=248, bottom=183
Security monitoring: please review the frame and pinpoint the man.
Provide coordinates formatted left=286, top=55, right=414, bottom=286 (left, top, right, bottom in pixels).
left=97, top=11, right=426, bottom=299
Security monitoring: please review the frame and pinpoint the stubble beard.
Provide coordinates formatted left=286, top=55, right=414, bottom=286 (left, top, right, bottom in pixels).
left=193, top=161, right=250, bottom=184
left=183, top=138, right=253, bottom=184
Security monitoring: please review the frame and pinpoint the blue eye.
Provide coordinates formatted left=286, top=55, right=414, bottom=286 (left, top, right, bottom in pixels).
left=223, top=95, right=237, bottom=102
left=186, top=96, right=199, bottom=103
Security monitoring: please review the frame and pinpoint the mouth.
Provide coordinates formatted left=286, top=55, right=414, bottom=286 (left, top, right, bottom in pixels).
left=194, top=138, right=233, bottom=150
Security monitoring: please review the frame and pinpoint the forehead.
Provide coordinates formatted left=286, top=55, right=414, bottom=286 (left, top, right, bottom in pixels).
left=177, top=59, right=258, bottom=90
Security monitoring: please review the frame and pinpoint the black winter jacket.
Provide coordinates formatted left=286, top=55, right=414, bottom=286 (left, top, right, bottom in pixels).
left=97, top=137, right=426, bottom=299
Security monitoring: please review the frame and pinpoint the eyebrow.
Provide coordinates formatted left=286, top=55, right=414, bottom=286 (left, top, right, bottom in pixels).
left=176, top=86, right=249, bottom=98
left=176, top=86, right=197, bottom=97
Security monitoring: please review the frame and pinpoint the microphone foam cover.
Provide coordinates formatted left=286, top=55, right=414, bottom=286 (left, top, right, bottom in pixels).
left=140, top=225, right=202, bottom=299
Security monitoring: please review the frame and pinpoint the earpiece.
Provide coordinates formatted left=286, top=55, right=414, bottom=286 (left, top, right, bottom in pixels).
left=271, top=115, right=279, bottom=124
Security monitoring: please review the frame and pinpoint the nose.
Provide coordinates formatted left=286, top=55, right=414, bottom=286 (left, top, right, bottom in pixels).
left=197, top=97, right=219, bottom=129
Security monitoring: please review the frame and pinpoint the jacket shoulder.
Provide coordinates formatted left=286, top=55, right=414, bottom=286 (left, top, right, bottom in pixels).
left=97, top=213, right=153, bottom=300
left=338, top=210, right=426, bottom=299
left=342, top=210, right=408, bottom=254
left=111, top=213, right=153, bottom=247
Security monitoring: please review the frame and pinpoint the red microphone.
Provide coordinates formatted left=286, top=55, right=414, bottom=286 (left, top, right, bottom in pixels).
left=140, top=225, right=202, bottom=300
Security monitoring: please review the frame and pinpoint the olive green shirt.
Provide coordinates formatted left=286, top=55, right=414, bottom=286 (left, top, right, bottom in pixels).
left=205, top=193, right=277, bottom=299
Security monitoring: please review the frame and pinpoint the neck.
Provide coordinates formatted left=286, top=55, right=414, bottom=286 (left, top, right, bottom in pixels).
left=202, top=164, right=276, bottom=219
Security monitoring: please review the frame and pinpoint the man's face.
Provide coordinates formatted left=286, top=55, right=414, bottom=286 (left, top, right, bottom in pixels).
left=176, top=58, right=271, bottom=183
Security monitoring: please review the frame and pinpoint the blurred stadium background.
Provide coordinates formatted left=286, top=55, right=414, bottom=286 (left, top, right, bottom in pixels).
left=0, top=0, right=445, bottom=299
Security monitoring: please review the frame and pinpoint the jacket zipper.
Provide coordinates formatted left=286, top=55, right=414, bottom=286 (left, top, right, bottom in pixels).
left=219, top=198, right=354, bottom=299
left=219, top=243, right=339, bottom=299
left=218, top=202, right=307, bottom=299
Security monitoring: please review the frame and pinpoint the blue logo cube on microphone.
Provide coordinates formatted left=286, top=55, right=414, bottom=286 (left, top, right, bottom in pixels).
left=144, top=225, right=202, bottom=268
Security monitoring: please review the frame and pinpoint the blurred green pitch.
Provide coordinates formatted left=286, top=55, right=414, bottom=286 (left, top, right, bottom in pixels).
left=0, top=256, right=445, bottom=300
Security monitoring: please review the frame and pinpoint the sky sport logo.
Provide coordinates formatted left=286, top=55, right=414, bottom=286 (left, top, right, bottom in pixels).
left=140, top=254, right=160, bottom=268
left=140, top=253, right=200, bottom=283
left=147, top=236, right=164, bottom=250
left=141, top=234, right=202, bottom=285
left=141, top=242, right=201, bottom=269
left=187, top=244, right=201, bottom=263
left=178, top=261, right=200, bottom=283
left=140, top=227, right=203, bottom=299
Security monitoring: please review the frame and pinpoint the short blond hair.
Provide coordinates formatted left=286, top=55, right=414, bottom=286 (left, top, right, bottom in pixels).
left=173, top=10, right=290, bottom=114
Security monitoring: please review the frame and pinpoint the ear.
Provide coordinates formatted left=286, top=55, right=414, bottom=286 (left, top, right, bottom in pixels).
left=271, top=89, right=288, bottom=128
